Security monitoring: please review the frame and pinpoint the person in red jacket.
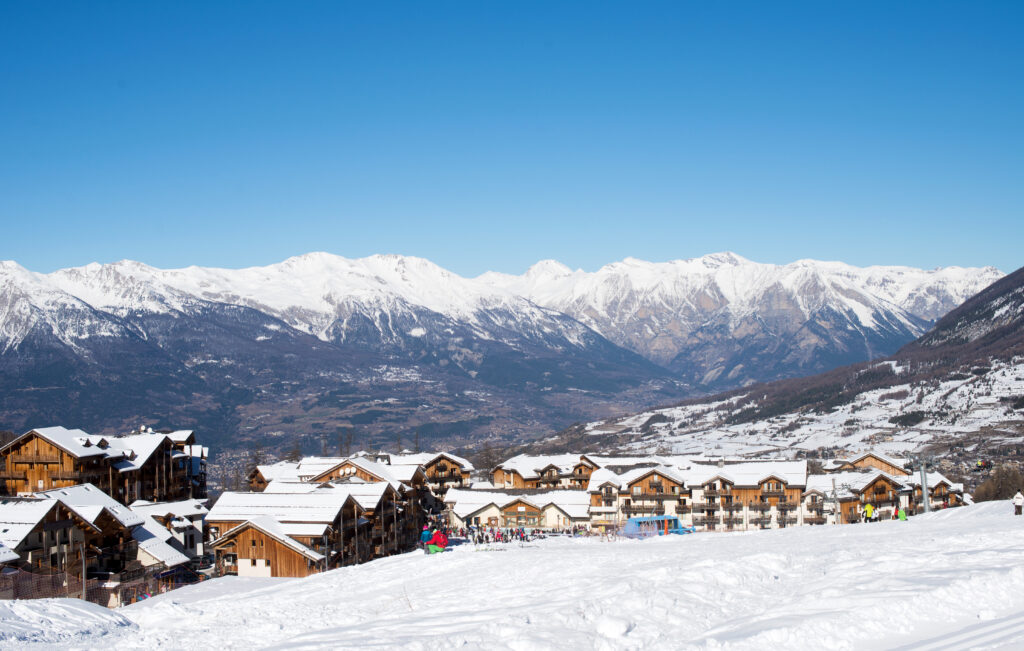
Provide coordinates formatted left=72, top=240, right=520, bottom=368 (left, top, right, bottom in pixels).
left=426, top=529, right=448, bottom=554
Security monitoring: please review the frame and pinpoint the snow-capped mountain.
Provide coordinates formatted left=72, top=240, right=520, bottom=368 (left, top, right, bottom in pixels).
left=479, top=253, right=1002, bottom=388
left=539, top=265, right=1024, bottom=462
left=0, top=252, right=1004, bottom=450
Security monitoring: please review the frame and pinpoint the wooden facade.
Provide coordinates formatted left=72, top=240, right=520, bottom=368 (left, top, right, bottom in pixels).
left=493, top=460, right=596, bottom=490
left=422, top=455, right=472, bottom=492
left=0, top=434, right=107, bottom=496
left=212, top=523, right=325, bottom=578
left=0, top=430, right=198, bottom=506
left=833, top=453, right=910, bottom=477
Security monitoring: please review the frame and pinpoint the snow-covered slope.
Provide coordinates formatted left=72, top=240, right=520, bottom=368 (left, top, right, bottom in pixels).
left=579, top=356, right=1024, bottom=458
left=6, top=502, right=1024, bottom=649
left=480, top=253, right=1002, bottom=387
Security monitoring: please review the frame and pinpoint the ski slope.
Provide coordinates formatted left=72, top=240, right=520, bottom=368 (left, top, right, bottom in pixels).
left=4, top=502, right=1024, bottom=649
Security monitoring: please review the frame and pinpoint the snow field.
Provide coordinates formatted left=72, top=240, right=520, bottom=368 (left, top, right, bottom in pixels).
left=4, top=502, right=1024, bottom=649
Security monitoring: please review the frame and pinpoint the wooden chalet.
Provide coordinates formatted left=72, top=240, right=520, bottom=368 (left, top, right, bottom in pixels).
left=687, top=461, right=807, bottom=531
left=825, top=452, right=910, bottom=477
left=212, top=516, right=326, bottom=578
left=444, top=488, right=591, bottom=530
left=492, top=454, right=598, bottom=490
left=385, top=452, right=475, bottom=494
left=0, top=426, right=202, bottom=505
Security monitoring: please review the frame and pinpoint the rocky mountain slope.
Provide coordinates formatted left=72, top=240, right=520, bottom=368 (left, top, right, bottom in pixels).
left=480, top=253, right=1002, bottom=389
left=0, top=253, right=1003, bottom=454
left=542, top=266, right=1024, bottom=462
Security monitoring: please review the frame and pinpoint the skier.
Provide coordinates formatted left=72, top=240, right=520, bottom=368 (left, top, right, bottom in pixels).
left=864, top=503, right=874, bottom=522
left=419, top=524, right=432, bottom=553
left=898, top=507, right=907, bottom=521
left=1013, top=491, right=1024, bottom=516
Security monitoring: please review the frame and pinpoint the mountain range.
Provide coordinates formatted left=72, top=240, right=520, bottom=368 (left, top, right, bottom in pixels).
left=0, top=252, right=1003, bottom=454
left=534, top=264, right=1024, bottom=462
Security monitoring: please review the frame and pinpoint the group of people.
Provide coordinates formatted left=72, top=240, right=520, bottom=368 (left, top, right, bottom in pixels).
left=861, top=503, right=908, bottom=523
left=469, top=526, right=534, bottom=545
left=419, top=522, right=449, bottom=554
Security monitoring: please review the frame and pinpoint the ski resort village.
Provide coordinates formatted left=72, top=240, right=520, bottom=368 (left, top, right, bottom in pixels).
left=0, top=422, right=1023, bottom=648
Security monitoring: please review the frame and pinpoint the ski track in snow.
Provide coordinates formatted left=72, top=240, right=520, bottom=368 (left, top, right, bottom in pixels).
left=3, top=502, right=1024, bottom=650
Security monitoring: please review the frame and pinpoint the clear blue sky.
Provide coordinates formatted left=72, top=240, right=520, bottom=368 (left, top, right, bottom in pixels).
left=1, top=1, right=1021, bottom=275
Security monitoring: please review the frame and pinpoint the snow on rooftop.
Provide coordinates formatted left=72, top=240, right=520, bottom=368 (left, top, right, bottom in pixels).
left=444, top=488, right=591, bottom=520
left=0, top=499, right=61, bottom=548
left=133, top=516, right=189, bottom=568
left=35, top=484, right=144, bottom=528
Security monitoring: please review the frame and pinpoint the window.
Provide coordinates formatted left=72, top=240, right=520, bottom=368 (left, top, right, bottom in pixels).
left=251, top=559, right=256, bottom=567
left=251, top=540, right=256, bottom=547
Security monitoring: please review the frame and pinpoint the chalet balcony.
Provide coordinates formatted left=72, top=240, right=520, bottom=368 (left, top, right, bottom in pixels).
left=748, top=502, right=771, bottom=512
left=752, top=516, right=773, bottom=526
left=723, top=515, right=744, bottom=526
left=634, top=493, right=679, bottom=501
left=703, top=488, right=731, bottom=498
left=723, top=502, right=744, bottom=512
left=10, top=454, right=61, bottom=464
left=779, top=517, right=799, bottom=527
left=807, top=503, right=824, bottom=514
left=691, top=515, right=718, bottom=526
left=776, top=502, right=798, bottom=512
left=49, top=470, right=82, bottom=480
left=0, top=470, right=26, bottom=480
left=805, top=516, right=827, bottom=525
left=761, top=489, right=786, bottom=497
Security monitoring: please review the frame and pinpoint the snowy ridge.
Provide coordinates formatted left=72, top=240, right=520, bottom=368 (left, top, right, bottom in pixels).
left=478, top=253, right=1002, bottom=368
left=0, top=252, right=1001, bottom=363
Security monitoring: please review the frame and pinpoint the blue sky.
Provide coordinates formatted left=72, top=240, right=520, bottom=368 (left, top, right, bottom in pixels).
left=1, top=2, right=1021, bottom=275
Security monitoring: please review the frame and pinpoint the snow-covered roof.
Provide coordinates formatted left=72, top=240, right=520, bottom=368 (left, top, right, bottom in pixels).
left=166, top=430, right=195, bottom=443
left=495, top=454, right=589, bottom=479
left=208, top=491, right=355, bottom=525
left=903, top=472, right=959, bottom=491
left=0, top=498, right=98, bottom=548
left=826, top=451, right=910, bottom=472
left=130, top=499, right=209, bottom=520
left=319, top=457, right=406, bottom=490
left=444, top=488, right=591, bottom=520
left=294, top=457, right=349, bottom=481
left=0, top=541, right=19, bottom=564
left=106, top=434, right=167, bottom=472
left=687, top=460, right=808, bottom=488
left=10, top=426, right=110, bottom=459
left=133, top=516, right=189, bottom=567
left=389, top=451, right=475, bottom=471
left=255, top=461, right=301, bottom=483
left=806, top=471, right=908, bottom=500
left=36, top=483, right=145, bottom=528
left=214, top=516, right=324, bottom=563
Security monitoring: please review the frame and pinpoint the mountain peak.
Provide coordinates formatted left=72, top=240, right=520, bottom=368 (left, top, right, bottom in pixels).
left=525, top=259, right=573, bottom=278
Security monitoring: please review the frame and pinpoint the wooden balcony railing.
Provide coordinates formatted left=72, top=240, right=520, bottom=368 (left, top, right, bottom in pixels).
left=748, top=502, right=771, bottom=512
left=0, top=470, right=26, bottom=480
left=49, top=471, right=82, bottom=480
left=10, top=455, right=61, bottom=464
left=761, top=489, right=786, bottom=497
